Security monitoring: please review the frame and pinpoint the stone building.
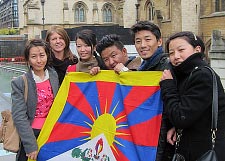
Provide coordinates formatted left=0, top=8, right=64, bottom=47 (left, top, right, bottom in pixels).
left=18, top=0, right=137, bottom=39
left=0, top=0, right=19, bottom=28
left=17, top=0, right=225, bottom=43
left=137, top=0, right=225, bottom=50
left=209, top=30, right=225, bottom=89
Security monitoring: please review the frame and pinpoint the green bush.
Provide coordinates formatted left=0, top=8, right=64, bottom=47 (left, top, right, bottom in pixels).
left=0, top=28, right=19, bottom=35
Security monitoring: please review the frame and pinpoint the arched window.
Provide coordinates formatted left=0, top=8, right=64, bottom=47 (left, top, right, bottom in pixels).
left=74, top=3, right=86, bottom=22
left=146, top=1, right=154, bottom=21
left=103, top=4, right=112, bottom=22
left=215, top=0, right=225, bottom=12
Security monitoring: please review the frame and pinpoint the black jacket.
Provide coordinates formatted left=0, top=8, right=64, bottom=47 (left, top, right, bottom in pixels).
left=160, top=53, right=225, bottom=161
left=50, top=54, right=77, bottom=85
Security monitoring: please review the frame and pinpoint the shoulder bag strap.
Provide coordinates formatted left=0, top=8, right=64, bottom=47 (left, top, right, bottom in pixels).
left=204, top=66, right=218, bottom=130
left=204, top=66, right=218, bottom=149
left=187, top=66, right=218, bottom=130
left=22, top=74, right=28, bottom=103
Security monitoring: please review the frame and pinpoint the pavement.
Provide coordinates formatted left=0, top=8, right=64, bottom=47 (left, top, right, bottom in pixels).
left=0, top=92, right=11, bottom=112
left=0, top=143, right=16, bottom=161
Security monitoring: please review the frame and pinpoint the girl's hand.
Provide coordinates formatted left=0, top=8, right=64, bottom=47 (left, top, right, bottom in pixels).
left=26, top=150, right=38, bottom=160
left=90, top=67, right=100, bottom=75
left=161, top=69, right=173, bottom=81
left=167, top=127, right=176, bottom=145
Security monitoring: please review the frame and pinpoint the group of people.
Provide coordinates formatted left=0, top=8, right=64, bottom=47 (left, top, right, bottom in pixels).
left=10, top=20, right=225, bottom=161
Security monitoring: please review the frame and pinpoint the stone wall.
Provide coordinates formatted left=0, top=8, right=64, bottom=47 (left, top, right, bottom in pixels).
left=19, top=0, right=129, bottom=39
left=181, top=0, right=200, bottom=34
left=209, top=30, right=225, bottom=89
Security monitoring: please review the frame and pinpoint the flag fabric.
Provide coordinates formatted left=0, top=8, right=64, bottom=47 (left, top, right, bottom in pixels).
left=36, top=71, right=163, bottom=161
left=47, top=134, right=116, bottom=161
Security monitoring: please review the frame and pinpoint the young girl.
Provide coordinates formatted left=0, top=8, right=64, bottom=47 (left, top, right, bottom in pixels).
left=11, top=39, right=59, bottom=161
left=67, top=29, right=105, bottom=72
left=160, top=31, right=225, bottom=161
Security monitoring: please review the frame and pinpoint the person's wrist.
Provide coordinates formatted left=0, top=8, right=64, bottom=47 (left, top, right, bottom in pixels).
left=120, top=66, right=129, bottom=72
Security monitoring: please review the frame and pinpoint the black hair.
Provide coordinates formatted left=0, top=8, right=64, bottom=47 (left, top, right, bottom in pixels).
left=165, top=31, right=205, bottom=53
left=76, top=29, right=106, bottom=69
left=75, top=29, right=97, bottom=57
left=24, top=39, right=51, bottom=68
left=130, top=21, right=161, bottom=42
left=96, top=34, right=124, bottom=55
left=75, top=29, right=97, bottom=47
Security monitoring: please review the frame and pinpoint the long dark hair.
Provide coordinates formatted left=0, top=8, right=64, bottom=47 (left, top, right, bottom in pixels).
left=76, top=29, right=106, bottom=69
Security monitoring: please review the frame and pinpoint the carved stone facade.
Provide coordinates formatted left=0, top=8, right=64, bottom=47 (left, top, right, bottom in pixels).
left=137, top=0, right=225, bottom=37
left=18, top=0, right=133, bottom=38
left=209, top=30, right=225, bottom=89
left=17, top=0, right=225, bottom=43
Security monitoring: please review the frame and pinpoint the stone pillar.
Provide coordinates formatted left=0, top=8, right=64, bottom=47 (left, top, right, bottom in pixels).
left=123, top=0, right=136, bottom=28
left=181, top=0, right=200, bottom=34
left=93, top=3, right=99, bottom=24
left=63, top=2, right=69, bottom=23
left=209, top=30, right=225, bottom=89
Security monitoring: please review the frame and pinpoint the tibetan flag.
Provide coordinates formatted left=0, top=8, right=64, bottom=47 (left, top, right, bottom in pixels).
left=36, top=71, right=163, bottom=161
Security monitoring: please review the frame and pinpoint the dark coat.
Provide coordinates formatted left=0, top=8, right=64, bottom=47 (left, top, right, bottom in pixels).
left=160, top=53, right=225, bottom=161
left=50, top=54, right=77, bottom=85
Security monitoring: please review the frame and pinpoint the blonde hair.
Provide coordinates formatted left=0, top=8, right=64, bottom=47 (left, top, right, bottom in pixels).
left=45, top=25, right=74, bottom=60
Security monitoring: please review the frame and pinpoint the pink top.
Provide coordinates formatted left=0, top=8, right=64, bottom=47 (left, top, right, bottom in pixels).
left=31, top=79, right=54, bottom=129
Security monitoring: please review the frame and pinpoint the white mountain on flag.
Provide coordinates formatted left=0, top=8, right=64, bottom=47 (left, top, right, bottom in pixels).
left=47, top=133, right=116, bottom=161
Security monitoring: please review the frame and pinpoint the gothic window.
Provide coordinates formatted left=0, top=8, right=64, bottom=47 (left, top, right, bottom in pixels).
left=74, top=3, right=86, bottom=22
left=215, top=0, right=225, bottom=12
left=166, top=0, right=171, bottom=20
left=103, top=4, right=112, bottom=22
left=147, top=2, right=154, bottom=21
